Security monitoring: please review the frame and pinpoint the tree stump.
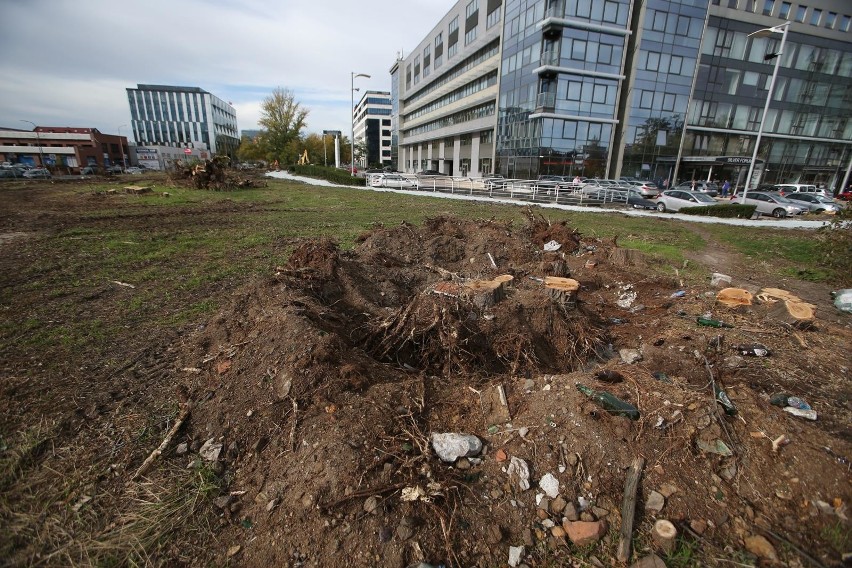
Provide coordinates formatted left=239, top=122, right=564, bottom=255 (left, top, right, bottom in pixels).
left=543, top=277, right=580, bottom=308
left=538, top=259, right=570, bottom=277
left=716, top=288, right=753, bottom=309
left=768, top=299, right=815, bottom=328
left=609, top=247, right=642, bottom=267
left=651, top=519, right=677, bottom=554
left=464, top=275, right=513, bottom=308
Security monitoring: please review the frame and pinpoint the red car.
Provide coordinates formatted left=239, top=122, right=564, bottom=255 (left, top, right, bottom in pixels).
left=837, top=189, right=852, bottom=201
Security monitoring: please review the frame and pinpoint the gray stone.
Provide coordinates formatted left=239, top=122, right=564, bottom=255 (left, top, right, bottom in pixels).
left=619, top=348, right=643, bottom=364
left=363, top=495, right=379, bottom=514
left=430, top=432, right=482, bottom=462
left=563, top=502, right=579, bottom=521
left=551, top=496, right=567, bottom=514
left=629, top=554, right=667, bottom=568
left=175, top=442, right=188, bottom=455
left=645, top=490, right=666, bottom=513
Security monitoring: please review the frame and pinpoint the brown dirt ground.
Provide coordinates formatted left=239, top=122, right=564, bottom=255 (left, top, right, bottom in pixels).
left=1, top=184, right=851, bottom=568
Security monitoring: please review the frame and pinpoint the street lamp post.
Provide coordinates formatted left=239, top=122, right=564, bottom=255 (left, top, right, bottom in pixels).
left=741, top=21, right=790, bottom=204
left=20, top=119, right=45, bottom=168
left=118, top=124, right=128, bottom=170
left=351, top=72, right=370, bottom=176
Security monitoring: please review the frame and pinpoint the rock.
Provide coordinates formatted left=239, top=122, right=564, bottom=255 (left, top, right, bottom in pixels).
left=214, top=495, right=232, bottom=510
left=508, top=456, right=531, bottom=491
left=199, top=438, right=223, bottom=462
left=226, top=545, right=241, bottom=557
left=744, top=535, right=778, bottom=562
left=592, top=506, right=609, bottom=518
left=396, top=521, right=414, bottom=541
left=456, top=458, right=471, bottom=470
left=551, top=496, right=567, bottom=514
left=523, top=379, right=535, bottom=392
left=486, top=524, right=503, bottom=544
left=619, top=348, right=643, bottom=364
left=363, top=496, right=379, bottom=514
left=724, top=355, right=745, bottom=369
left=508, top=545, right=524, bottom=567
left=719, top=461, right=737, bottom=481
left=431, top=432, right=482, bottom=462
left=645, top=490, right=665, bottom=513
left=274, top=370, right=293, bottom=399
left=252, top=436, right=269, bottom=453
left=580, top=511, right=596, bottom=522
left=711, top=273, right=733, bottom=287
left=536, top=507, right=550, bottom=520
left=659, top=483, right=679, bottom=498
left=522, top=528, right=535, bottom=547
left=551, top=526, right=566, bottom=538
left=539, top=473, right=560, bottom=498
left=629, top=553, right=667, bottom=568
left=266, top=498, right=278, bottom=512
left=567, top=453, right=579, bottom=467
left=563, top=502, right=579, bottom=521
left=690, top=519, right=707, bottom=535
left=563, top=520, right=608, bottom=546
left=175, top=442, right=188, bottom=455
left=495, top=448, right=508, bottom=462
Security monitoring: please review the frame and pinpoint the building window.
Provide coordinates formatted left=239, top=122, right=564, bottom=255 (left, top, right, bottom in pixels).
left=841, top=15, right=851, bottom=32
left=825, top=11, right=837, bottom=28
left=450, top=16, right=458, bottom=34
left=465, top=27, right=477, bottom=45
left=603, top=1, right=619, bottom=22
left=727, top=0, right=738, bottom=8
left=794, top=5, right=806, bottom=22
left=762, top=0, right=775, bottom=16
left=778, top=2, right=791, bottom=19
left=466, top=0, right=478, bottom=19
left=669, top=55, right=683, bottom=74
left=480, top=130, right=493, bottom=144
left=810, top=8, right=822, bottom=24
left=571, top=39, right=587, bottom=60
left=645, top=51, right=661, bottom=71
left=487, top=6, right=500, bottom=29
left=479, top=158, right=492, bottom=175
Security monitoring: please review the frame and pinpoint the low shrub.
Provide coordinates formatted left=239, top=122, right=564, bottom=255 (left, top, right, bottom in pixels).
left=679, top=203, right=757, bottom=218
left=291, top=165, right=366, bottom=186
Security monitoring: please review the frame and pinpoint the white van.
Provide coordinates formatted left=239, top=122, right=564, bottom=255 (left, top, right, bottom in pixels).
left=775, top=184, right=828, bottom=198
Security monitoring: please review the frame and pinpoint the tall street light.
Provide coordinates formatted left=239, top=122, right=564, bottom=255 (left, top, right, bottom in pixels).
left=741, top=21, right=790, bottom=204
left=351, top=72, right=370, bottom=176
left=20, top=119, right=45, bottom=168
left=118, top=124, right=128, bottom=169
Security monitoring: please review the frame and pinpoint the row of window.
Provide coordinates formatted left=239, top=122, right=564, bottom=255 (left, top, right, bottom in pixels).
left=406, top=40, right=500, bottom=106
left=404, top=71, right=497, bottom=123
left=403, top=102, right=496, bottom=137
left=690, top=100, right=850, bottom=139
left=703, top=27, right=852, bottom=77
left=715, top=0, right=851, bottom=32
left=542, top=0, right=630, bottom=26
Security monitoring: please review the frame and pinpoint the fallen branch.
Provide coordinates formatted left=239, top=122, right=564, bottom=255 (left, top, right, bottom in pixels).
left=289, top=397, right=298, bottom=452
left=616, top=456, right=645, bottom=562
left=132, top=401, right=194, bottom=481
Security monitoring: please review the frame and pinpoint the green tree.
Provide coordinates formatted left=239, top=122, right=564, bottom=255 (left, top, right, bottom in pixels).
left=236, top=134, right=267, bottom=163
left=258, top=88, right=309, bottom=164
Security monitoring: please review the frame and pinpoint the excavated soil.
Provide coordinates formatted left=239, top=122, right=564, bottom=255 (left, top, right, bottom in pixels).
left=1, top=186, right=850, bottom=568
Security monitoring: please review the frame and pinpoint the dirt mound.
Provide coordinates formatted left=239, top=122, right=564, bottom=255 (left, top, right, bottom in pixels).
left=161, top=215, right=852, bottom=567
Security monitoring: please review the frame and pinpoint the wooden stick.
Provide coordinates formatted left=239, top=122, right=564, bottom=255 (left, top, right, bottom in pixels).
left=617, top=456, right=645, bottom=562
left=132, top=401, right=194, bottom=481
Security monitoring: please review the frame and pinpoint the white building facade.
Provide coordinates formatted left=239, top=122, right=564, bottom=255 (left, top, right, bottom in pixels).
left=395, top=0, right=503, bottom=177
left=126, top=84, right=239, bottom=158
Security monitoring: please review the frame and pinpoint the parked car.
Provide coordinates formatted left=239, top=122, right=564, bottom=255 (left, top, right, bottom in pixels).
left=0, top=168, right=24, bottom=179
left=837, top=189, right=852, bottom=201
left=371, top=174, right=417, bottom=189
left=656, top=190, right=719, bottom=212
left=783, top=193, right=842, bottom=214
left=483, top=174, right=506, bottom=190
left=740, top=191, right=808, bottom=217
left=675, top=181, right=719, bottom=197
left=773, top=183, right=828, bottom=198
left=81, top=166, right=100, bottom=175
left=418, top=169, right=443, bottom=176
left=627, top=180, right=660, bottom=198
left=106, top=165, right=124, bottom=175
left=23, top=168, right=52, bottom=179
left=537, top=175, right=573, bottom=192
left=125, top=167, right=144, bottom=174
left=626, top=189, right=659, bottom=209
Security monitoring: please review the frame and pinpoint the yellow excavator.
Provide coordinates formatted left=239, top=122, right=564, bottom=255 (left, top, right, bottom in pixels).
left=297, top=149, right=309, bottom=165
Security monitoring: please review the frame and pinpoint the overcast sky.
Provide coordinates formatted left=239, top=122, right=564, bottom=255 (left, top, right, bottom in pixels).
left=0, top=0, right=451, bottom=141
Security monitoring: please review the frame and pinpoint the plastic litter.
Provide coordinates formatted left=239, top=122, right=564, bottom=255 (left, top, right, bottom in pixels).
left=770, top=393, right=811, bottom=410
left=784, top=407, right=817, bottom=421
left=832, top=289, right=852, bottom=313
left=670, top=290, right=686, bottom=298
left=507, top=456, right=531, bottom=491
left=543, top=240, right=562, bottom=252
left=735, top=343, right=771, bottom=357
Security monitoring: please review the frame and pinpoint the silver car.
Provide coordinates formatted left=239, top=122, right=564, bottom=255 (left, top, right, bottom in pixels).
left=741, top=191, right=808, bottom=217
left=783, top=192, right=842, bottom=214
left=374, top=174, right=417, bottom=189
left=656, top=189, right=718, bottom=212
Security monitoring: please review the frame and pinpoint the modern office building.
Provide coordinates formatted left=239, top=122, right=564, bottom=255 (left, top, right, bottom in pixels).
left=126, top=84, right=239, bottom=159
left=0, top=126, right=128, bottom=171
left=353, top=90, right=393, bottom=168
left=394, top=0, right=852, bottom=191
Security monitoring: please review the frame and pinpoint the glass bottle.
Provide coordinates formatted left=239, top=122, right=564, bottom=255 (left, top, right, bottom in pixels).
left=576, top=383, right=640, bottom=420
left=696, top=317, right=733, bottom=328
left=714, top=383, right=738, bottom=416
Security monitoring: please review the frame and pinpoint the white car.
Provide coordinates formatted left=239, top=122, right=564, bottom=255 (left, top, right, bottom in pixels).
left=125, top=167, right=144, bottom=174
left=372, top=174, right=417, bottom=189
left=656, top=189, right=718, bottom=212
left=783, top=192, right=841, bottom=214
left=740, top=191, right=808, bottom=217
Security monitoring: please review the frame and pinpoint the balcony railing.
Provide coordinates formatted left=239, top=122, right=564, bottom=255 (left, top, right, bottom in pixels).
left=545, top=0, right=565, bottom=19
left=540, top=50, right=560, bottom=66
left=536, top=92, right=557, bottom=112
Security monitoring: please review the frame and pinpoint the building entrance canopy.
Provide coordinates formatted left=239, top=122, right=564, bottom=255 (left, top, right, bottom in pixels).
left=657, top=155, right=764, bottom=167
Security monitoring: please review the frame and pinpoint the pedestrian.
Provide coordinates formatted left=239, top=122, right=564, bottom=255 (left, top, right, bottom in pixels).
left=690, top=179, right=696, bottom=191
left=662, top=178, right=669, bottom=189
left=722, top=179, right=730, bottom=197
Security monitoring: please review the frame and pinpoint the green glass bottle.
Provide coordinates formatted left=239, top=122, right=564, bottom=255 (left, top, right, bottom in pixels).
left=714, top=383, right=738, bottom=416
left=576, top=384, right=640, bottom=420
left=696, top=317, right=733, bottom=328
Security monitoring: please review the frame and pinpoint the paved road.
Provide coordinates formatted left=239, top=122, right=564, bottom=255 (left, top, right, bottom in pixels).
left=266, top=171, right=833, bottom=230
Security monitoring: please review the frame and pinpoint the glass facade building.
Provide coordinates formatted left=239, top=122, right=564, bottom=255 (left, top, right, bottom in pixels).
left=395, top=0, right=851, bottom=191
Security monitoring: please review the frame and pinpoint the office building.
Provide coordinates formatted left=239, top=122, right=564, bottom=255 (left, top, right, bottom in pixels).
left=394, top=0, right=852, bottom=190
left=126, top=84, right=239, bottom=158
left=0, top=126, right=128, bottom=171
left=353, top=90, right=393, bottom=168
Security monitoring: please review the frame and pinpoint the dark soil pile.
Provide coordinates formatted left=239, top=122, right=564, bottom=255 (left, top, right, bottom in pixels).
left=165, top=214, right=851, bottom=567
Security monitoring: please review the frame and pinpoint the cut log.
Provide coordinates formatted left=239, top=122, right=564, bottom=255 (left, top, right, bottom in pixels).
left=464, top=275, right=513, bottom=308
left=716, top=287, right=753, bottom=308
left=768, top=298, right=815, bottom=327
left=616, top=456, right=645, bottom=562
left=652, top=519, right=678, bottom=554
left=543, top=276, right=580, bottom=308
